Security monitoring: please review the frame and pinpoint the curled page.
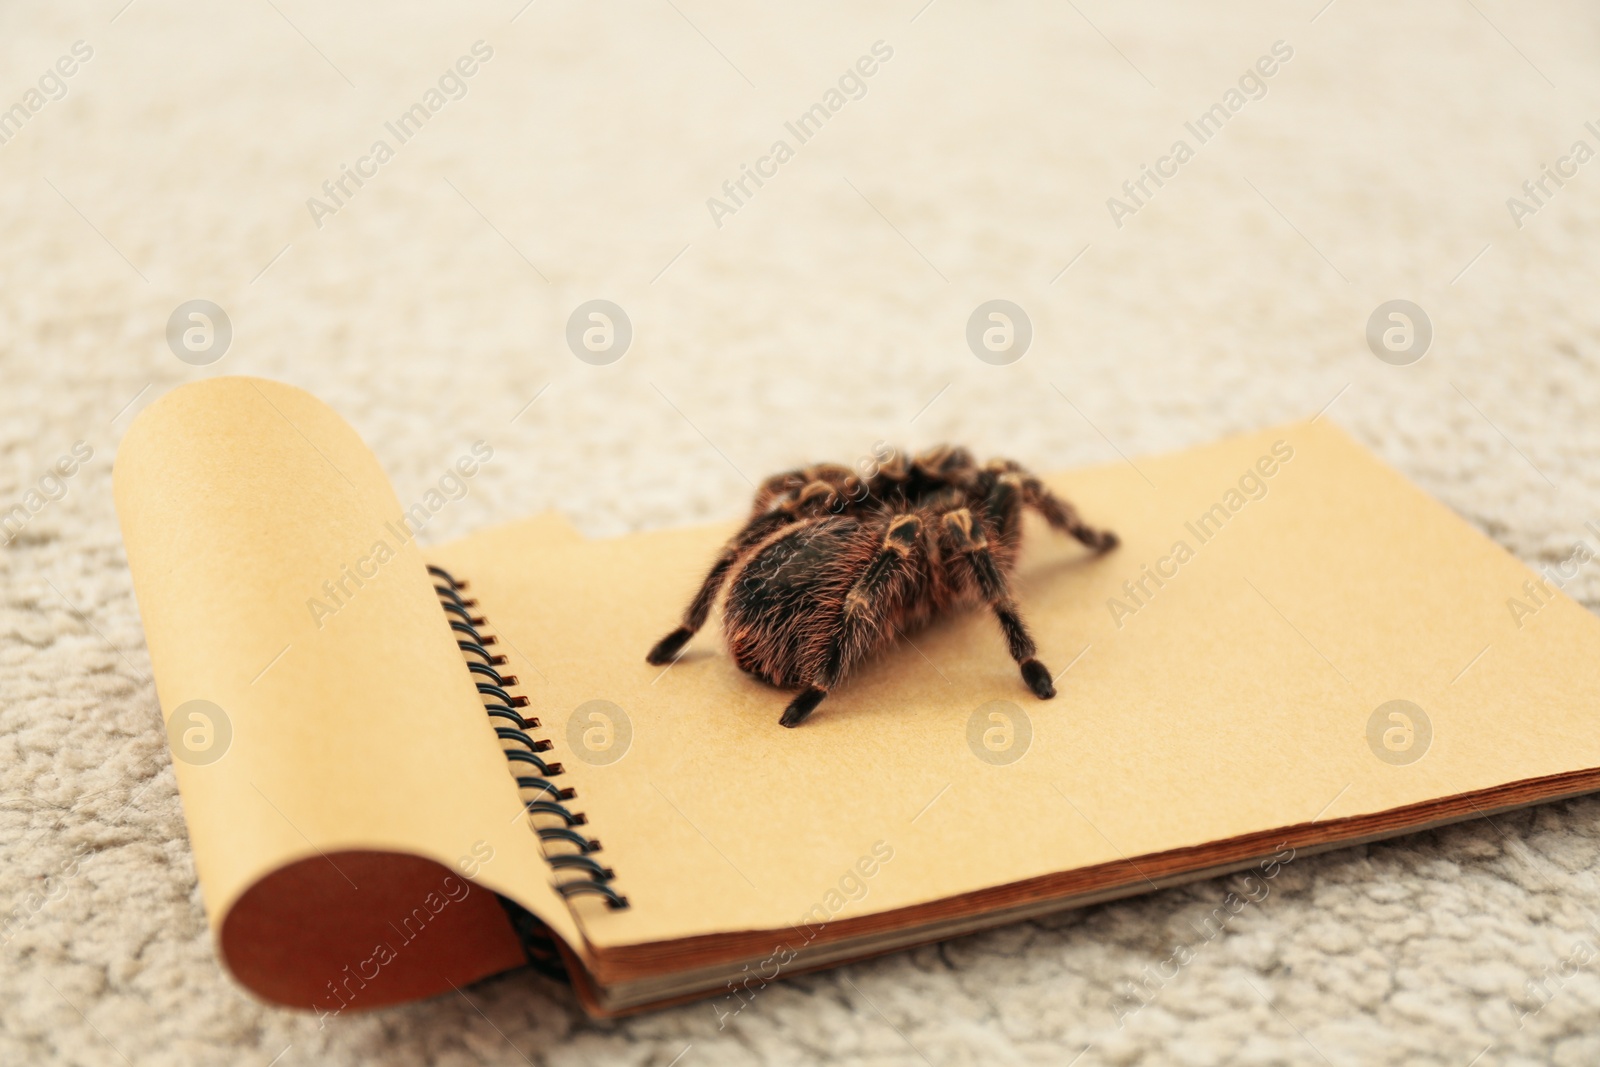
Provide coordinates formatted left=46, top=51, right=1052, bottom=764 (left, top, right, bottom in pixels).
left=114, top=377, right=579, bottom=1012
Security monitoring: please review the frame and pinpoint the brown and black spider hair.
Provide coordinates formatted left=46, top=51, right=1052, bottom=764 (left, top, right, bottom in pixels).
left=646, top=445, right=1118, bottom=727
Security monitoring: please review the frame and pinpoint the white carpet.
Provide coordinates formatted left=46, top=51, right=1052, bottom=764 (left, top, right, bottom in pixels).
left=5, top=0, right=1600, bottom=1063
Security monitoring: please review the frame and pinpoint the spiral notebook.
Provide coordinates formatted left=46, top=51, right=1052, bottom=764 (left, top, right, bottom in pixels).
left=114, top=377, right=1600, bottom=1018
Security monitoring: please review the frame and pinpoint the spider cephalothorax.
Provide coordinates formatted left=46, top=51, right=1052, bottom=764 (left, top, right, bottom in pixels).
left=646, top=446, right=1118, bottom=727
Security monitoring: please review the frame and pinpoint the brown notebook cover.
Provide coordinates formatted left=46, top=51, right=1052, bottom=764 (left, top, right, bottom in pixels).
left=114, top=377, right=1600, bottom=1017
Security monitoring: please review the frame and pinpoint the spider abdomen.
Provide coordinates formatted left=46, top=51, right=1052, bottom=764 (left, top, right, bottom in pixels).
left=723, top=517, right=922, bottom=688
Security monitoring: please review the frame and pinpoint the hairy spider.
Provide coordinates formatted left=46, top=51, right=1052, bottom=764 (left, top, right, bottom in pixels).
left=645, top=446, right=1118, bottom=727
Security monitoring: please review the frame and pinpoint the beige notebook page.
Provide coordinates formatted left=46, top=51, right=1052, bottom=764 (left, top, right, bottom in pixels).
left=115, top=378, right=580, bottom=953
left=433, top=420, right=1600, bottom=950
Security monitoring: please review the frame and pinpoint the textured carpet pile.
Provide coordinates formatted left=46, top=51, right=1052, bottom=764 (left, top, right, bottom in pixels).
left=4, top=1, right=1600, bottom=1064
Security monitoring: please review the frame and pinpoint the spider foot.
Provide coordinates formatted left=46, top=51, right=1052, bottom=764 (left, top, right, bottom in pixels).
left=1020, top=658, right=1055, bottom=700
left=646, top=627, right=693, bottom=665
left=780, top=686, right=828, bottom=727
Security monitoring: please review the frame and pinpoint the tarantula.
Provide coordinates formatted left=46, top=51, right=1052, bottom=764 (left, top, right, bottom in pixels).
left=645, top=446, right=1118, bottom=727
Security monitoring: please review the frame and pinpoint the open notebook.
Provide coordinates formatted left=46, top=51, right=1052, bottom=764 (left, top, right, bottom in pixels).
left=114, top=377, right=1600, bottom=1018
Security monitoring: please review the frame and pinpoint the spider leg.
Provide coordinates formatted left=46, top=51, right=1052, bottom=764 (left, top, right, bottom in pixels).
left=780, top=515, right=922, bottom=727
left=646, top=509, right=800, bottom=665
left=980, top=472, right=1023, bottom=542
left=993, top=465, right=1117, bottom=551
left=756, top=464, right=862, bottom=514
left=752, top=470, right=805, bottom=513
left=941, top=508, right=1056, bottom=700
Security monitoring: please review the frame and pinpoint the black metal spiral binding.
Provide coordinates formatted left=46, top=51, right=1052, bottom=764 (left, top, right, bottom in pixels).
left=427, top=564, right=629, bottom=912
